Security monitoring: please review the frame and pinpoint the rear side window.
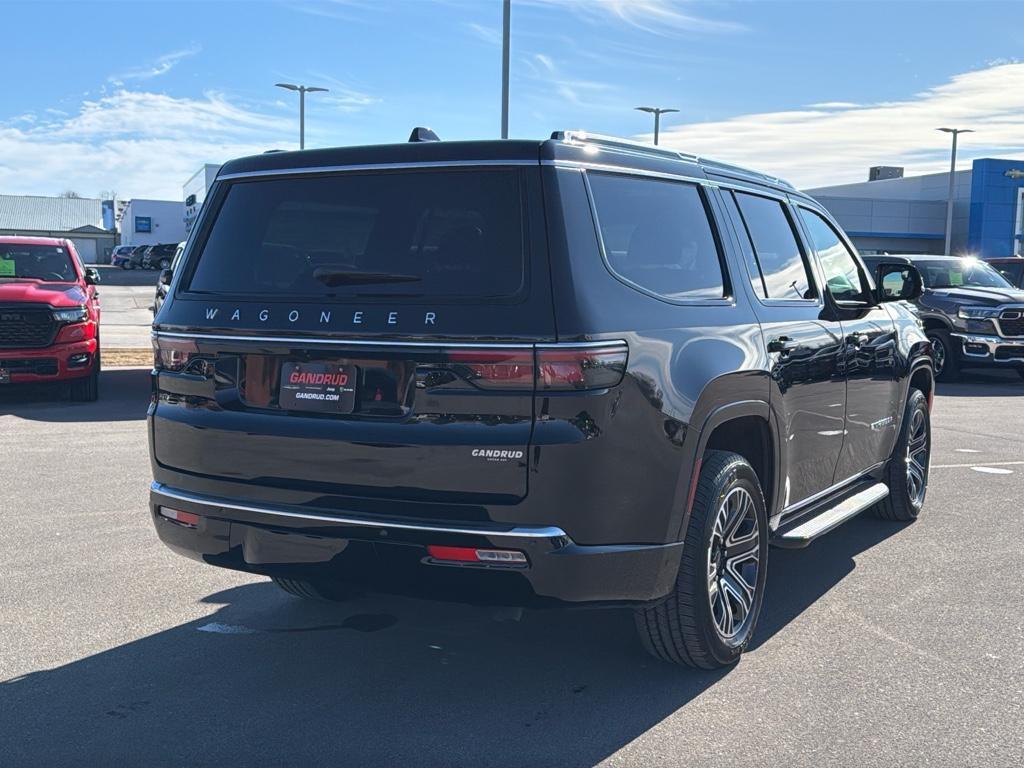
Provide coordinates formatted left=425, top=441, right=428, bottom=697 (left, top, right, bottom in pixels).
left=587, top=173, right=725, bottom=301
left=733, top=192, right=817, bottom=301
left=186, top=169, right=525, bottom=299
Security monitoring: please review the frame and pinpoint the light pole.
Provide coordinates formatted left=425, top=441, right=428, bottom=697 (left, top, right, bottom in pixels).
left=635, top=106, right=678, bottom=146
left=937, top=127, right=973, bottom=256
left=501, top=0, right=510, bottom=138
left=275, top=82, right=329, bottom=150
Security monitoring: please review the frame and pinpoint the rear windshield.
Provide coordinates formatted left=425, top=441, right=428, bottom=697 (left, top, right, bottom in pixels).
left=186, top=169, right=526, bottom=299
left=0, top=244, right=77, bottom=282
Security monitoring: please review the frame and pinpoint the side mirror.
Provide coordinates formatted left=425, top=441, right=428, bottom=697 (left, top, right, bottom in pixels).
left=159, top=269, right=173, bottom=287
left=875, top=263, right=922, bottom=303
left=84, top=267, right=101, bottom=285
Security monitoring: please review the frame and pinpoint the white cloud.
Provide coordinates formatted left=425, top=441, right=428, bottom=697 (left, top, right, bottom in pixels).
left=108, top=46, right=201, bottom=85
left=521, top=0, right=746, bottom=35
left=651, top=63, right=1024, bottom=189
left=464, top=21, right=501, bottom=46
left=0, top=90, right=291, bottom=199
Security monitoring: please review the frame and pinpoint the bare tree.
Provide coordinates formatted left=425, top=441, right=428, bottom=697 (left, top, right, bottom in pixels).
left=59, top=190, right=82, bottom=199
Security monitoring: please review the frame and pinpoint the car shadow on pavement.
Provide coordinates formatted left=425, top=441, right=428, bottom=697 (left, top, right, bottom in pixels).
left=936, top=369, right=1022, bottom=397
left=0, top=515, right=904, bottom=767
left=0, top=367, right=150, bottom=422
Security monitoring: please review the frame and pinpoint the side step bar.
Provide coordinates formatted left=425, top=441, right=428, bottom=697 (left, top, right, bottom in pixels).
left=772, top=482, right=889, bottom=549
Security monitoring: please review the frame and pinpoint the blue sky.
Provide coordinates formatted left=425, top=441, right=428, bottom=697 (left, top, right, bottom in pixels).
left=2, top=0, right=1023, bottom=198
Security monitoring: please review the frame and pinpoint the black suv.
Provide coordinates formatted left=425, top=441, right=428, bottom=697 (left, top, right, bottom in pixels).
left=862, top=254, right=1024, bottom=381
left=149, top=132, right=933, bottom=668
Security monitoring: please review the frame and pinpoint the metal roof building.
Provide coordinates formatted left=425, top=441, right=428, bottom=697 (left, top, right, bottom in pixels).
left=0, top=194, right=117, bottom=263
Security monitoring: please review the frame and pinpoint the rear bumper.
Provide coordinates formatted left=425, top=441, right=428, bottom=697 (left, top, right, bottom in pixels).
left=150, top=482, right=682, bottom=607
left=950, top=333, right=1024, bottom=365
left=0, top=339, right=98, bottom=383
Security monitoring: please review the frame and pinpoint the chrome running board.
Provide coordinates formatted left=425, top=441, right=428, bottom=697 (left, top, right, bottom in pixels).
left=773, top=482, right=889, bottom=548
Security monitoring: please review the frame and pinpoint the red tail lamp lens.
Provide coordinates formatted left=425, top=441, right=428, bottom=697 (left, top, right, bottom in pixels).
left=153, top=336, right=200, bottom=372
left=446, top=349, right=535, bottom=390
left=537, top=344, right=628, bottom=391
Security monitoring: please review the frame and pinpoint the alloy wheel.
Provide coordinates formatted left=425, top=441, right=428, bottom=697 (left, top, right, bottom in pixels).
left=905, top=406, right=930, bottom=506
left=929, top=335, right=946, bottom=376
left=707, top=486, right=760, bottom=641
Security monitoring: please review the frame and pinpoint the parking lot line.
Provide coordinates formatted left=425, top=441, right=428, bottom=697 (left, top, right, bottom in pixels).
left=931, top=460, right=1024, bottom=469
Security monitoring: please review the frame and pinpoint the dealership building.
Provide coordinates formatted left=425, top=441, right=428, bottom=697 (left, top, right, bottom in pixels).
left=805, top=158, right=1024, bottom=257
left=117, top=198, right=186, bottom=247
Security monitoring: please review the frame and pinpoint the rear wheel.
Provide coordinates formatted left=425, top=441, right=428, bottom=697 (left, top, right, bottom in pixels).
left=272, top=576, right=355, bottom=602
left=874, top=388, right=930, bottom=522
left=926, top=329, right=959, bottom=382
left=634, top=450, right=768, bottom=668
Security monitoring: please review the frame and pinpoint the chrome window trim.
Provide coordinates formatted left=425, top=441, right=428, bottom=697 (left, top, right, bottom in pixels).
left=151, top=482, right=569, bottom=539
left=153, top=330, right=626, bottom=350
left=217, top=159, right=538, bottom=181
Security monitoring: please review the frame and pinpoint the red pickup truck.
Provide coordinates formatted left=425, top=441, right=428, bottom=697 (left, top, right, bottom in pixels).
left=0, top=236, right=101, bottom=400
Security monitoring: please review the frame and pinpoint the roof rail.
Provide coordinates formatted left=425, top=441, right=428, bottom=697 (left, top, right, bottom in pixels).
left=550, top=129, right=795, bottom=191
left=551, top=130, right=698, bottom=163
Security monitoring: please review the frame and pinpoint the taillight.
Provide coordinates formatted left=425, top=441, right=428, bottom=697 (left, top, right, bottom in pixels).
left=446, top=349, right=535, bottom=390
left=537, top=343, right=628, bottom=391
left=153, top=335, right=200, bottom=372
left=426, top=545, right=527, bottom=566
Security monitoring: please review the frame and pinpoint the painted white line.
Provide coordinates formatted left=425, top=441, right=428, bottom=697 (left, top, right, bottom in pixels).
left=970, top=466, right=1015, bottom=475
left=954, top=448, right=981, bottom=454
left=932, top=460, right=1024, bottom=469
left=197, top=622, right=257, bottom=635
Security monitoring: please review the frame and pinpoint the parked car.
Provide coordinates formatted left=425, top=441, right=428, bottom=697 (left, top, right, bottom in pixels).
left=0, top=236, right=101, bottom=400
left=125, top=244, right=149, bottom=269
left=862, top=254, right=1024, bottom=381
left=984, top=256, right=1024, bottom=289
left=149, top=131, right=933, bottom=668
left=143, top=243, right=179, bottom=270
left=152, top=241, right=185, bottom=315
left=110, top=244, right=136, bottom=268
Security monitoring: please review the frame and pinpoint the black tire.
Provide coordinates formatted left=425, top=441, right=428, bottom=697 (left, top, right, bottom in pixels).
left=874, top=388, right=930, bottom=522
left=272, top=576, right=354, bottom=602
left=158, top=258, right=171, bottom=270
left=69, top=364, right=99, bottom=402
left=926, top=329, right=959, bottom=382
left=634, top=450, right=769, bottom=668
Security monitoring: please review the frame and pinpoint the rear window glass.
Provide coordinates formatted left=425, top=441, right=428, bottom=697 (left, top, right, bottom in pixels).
left=587, top=173, right=725, bottom=300
left=186, top=169, right=526, bottom=299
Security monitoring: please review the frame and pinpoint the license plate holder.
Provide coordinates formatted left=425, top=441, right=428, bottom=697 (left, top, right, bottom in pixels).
left=279, top=362, right=357, bottom=413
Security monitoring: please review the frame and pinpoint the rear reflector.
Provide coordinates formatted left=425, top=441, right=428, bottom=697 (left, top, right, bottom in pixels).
left=159, top=507, right=201, bottom=527
left=426, top=545, right=527, bottom=565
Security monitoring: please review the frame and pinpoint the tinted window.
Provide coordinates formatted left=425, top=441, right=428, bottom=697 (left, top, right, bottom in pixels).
left=587, top=173, right=725, bottom=300
left=0, top=243, right=77, bottom=282
left=187, top=170, right=525, bottom=299
left=733, top=192, right=816, bottom=300
left=798, top=208, right=868, bottom=302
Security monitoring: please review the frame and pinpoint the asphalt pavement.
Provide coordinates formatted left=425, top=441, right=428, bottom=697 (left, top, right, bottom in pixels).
left=94, top=265, right=156, bottom=348
left=0, top=369, right=1022, bottom=767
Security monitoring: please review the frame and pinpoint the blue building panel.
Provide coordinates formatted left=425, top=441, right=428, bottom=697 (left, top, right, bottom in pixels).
left=968, top=159, right=1023, bottom=256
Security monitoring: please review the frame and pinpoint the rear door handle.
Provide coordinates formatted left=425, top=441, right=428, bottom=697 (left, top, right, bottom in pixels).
left=767, top=336, right=797, bottom=354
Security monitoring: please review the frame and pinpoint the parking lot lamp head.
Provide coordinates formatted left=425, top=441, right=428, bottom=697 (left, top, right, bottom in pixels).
left=275, top=83, right=329, bottom=150
left=635, top=106, right=679, bottom=146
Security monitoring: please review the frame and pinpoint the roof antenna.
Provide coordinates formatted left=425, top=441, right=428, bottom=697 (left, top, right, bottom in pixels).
left=408, top=127, right=440, bottom=142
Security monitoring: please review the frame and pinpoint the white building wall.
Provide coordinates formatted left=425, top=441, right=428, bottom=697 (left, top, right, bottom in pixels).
left=120, top=199, right=186, bottom=246
left=183, top=164, right=220, bottom=234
